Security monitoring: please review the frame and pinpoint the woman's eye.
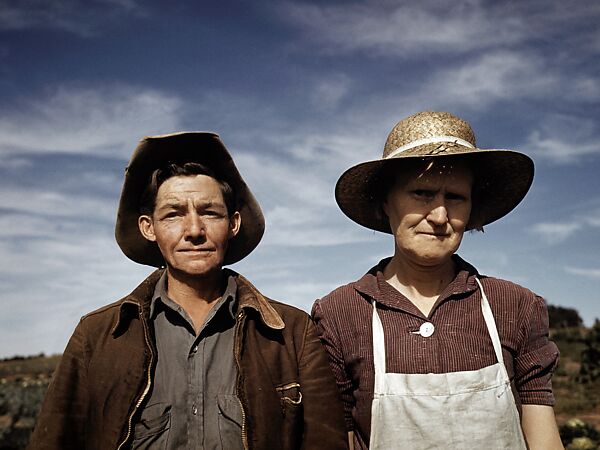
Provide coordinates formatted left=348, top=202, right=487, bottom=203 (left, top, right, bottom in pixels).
left=413, top=190, right=434, bottom=198
left=446, top=192, right=467, bottom=201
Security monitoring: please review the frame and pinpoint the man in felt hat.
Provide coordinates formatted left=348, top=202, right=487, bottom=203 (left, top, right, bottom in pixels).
left=312, top=111, right=563, bottom=449
left=28, top=132, right=347, bottom=450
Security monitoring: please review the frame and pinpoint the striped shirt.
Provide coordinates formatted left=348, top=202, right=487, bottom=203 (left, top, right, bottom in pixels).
left=312, top=256, right=559, bottom=448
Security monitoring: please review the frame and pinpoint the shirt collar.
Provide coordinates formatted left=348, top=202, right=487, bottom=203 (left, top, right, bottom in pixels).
left=149, top=270, right=238, bottom=320
left=353, top=254, right=480, bottom=308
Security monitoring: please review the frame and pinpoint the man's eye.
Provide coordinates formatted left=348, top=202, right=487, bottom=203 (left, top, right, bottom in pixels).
left=203, top=210, right=225, bottom=218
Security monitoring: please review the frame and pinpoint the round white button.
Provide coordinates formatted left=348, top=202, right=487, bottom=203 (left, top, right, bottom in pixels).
left=419, top=322, right=435, bottom=337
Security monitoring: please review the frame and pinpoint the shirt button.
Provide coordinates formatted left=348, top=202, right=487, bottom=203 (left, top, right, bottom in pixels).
left=419, top=322, right=435, bottom=337
left=192, top=404, right=198, bottom=415
left=191, top=345, right=198, bottom=354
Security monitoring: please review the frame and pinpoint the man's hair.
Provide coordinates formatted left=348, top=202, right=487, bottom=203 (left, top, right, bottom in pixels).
left=368, top=157, right=485, bottom=231
left=139, top=162, right=237, bottom=216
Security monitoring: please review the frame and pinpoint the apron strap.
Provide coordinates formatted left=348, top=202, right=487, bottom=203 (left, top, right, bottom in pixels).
left=475, top=278, right=505, bottom=365
left=371, top=300, right=387, bottom=392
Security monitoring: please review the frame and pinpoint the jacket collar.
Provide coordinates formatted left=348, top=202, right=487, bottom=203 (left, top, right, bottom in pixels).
left=112, top=268, right=284, bottom=336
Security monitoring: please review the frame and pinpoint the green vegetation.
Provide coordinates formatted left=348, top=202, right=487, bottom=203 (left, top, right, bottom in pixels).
left=551, top=310, right=600, bottom=449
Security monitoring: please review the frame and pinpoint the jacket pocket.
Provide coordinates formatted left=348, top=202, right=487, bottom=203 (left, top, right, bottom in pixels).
left=276, top=382, right=303, bottom=450
left=131, top=403, right=171, bottom=449
left=217, top=394, right=244, bottom=450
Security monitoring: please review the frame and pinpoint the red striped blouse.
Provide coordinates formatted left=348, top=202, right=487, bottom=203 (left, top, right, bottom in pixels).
left=311, top=256, right=559, bottom=448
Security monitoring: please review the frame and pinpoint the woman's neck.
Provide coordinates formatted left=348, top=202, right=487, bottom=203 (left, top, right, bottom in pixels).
left=382, top=255, right=457, bottom=316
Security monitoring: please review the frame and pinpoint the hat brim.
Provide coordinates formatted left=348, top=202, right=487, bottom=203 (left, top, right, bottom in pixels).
left=115, top=132, right=265, bottom=267
left=335, top=144, right=534, bottom=233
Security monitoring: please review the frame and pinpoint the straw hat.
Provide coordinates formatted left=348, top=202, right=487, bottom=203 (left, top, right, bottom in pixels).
left=335, top=111, right=534, bottom=232
left=115, top=132, right=265, bottom=267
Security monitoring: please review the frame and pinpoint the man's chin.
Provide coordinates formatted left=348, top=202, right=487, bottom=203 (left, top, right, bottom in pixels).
left=167, top=261, right=224, bottom=279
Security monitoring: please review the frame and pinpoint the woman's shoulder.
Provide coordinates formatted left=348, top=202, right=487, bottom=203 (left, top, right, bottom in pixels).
left=478, top=275, right=538, bottom=297
left=477, top=275, right=546, bottom=315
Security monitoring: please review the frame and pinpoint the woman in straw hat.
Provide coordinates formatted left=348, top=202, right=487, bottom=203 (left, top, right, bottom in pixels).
left=312, top=111, right=563, bottom=450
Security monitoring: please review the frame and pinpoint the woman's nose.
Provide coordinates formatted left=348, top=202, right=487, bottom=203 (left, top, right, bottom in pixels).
left=427, top=203, right=449, bottom=225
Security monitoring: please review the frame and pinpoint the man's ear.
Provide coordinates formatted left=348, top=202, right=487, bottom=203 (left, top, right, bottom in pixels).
left=138, top=215, right=157, bottom=242
left=229, top=211, right=241, bottom=238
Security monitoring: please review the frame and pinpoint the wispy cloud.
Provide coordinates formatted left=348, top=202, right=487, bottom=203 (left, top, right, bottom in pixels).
left=278, top=0, right=600, bottom=58
left=525, top=115, right=600, bottom=163
left=421, top=51, right=557, bottom=108
left=310, top=74, right=352, bottom=111
left=278, top=0, right=525, bottom=57
left=529, top=214, right=600, bottom=244
left=0, top=0, right=145, bottom=36
left=531, top=221, right=582, bottom=244
left=0, top=84, right=183, bottom=156
left=565, top=266, right=600, bottom=279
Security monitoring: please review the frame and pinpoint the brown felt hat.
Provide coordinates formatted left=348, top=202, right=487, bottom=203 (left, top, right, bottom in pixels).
left=115, top=132, right=265, bottom=267
left=335, top=111, right=534, bottom=232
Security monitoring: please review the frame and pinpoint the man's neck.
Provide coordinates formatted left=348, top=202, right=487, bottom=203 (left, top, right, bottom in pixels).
left=165, top=268, right=226, bottom=333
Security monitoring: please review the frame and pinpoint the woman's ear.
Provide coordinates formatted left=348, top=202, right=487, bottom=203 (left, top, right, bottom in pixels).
left=138, top=215, right=157, bottom=242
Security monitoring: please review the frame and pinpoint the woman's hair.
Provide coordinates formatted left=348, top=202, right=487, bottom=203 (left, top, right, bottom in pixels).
left=139, top=162, right=237, bottom=216
left=368, top=156, right=485, bottom=231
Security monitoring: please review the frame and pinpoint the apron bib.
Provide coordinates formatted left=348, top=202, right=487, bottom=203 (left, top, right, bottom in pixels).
left=369, top=278, right=527, bottom=450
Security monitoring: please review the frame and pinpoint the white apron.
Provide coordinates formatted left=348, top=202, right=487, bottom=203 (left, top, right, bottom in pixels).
left=369, top=278, right=527, bottom=450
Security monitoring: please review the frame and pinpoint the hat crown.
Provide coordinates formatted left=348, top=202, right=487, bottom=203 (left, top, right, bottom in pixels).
left=383, top=111, right=476, bottom=157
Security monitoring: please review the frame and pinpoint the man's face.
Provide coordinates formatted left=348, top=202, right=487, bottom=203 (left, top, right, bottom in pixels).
left=383, top=162, right=473, bottom=268
left=138, top=174, right=241, bottom=280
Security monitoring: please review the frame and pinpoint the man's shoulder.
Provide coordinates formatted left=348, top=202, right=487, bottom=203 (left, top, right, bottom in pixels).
left=80, top=297, right=129, bottom=321
left=81, top=270, right=161, bottom=319
left=265, top=297, right=310, bottom=320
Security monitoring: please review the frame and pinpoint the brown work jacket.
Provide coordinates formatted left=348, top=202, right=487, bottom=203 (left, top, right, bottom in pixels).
left=28, top=269, right=347, bottom=450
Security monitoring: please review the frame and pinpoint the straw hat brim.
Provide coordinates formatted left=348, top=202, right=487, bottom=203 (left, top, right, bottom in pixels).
left=115, top=132, right=264, bottom=267
left=335, top=143, right=534, bottom=233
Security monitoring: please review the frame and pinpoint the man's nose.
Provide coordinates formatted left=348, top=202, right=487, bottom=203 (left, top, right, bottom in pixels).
left=184, top=212, right=206, bottom=239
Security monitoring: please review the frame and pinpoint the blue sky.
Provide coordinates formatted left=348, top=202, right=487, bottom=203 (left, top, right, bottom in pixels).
left=1, top=0, right=599, bottom=357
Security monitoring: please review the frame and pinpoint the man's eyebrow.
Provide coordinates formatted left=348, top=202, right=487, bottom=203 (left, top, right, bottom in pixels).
left=156, top=200, right=185, bottom=209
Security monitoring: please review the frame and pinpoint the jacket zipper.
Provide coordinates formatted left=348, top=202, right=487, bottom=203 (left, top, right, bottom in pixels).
left=116, top=309, right=155, bottom=450
left=234, top=310, right=249, bottom=450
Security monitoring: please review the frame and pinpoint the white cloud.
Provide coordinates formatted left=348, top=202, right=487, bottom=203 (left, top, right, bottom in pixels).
left=278, top=0, right=600, bottom=58
left=526, top=115, right=600, bottom=163
left=421, top=51, right=557, bottom=109
left=0, top=84, right=183, bottom=156
left=0, top=187, right=115, bottom=221
left=310, top=74, right=352, bottom=111
left=565, top=266, right=600, bottom=279
left=278, top=0, right=526, bottom=57
left=263, top=205, right=368, bottom=247
left=530, top=222, right=582, bottom=244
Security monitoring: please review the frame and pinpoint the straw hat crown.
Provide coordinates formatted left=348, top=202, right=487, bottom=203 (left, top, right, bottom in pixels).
left=384, top=111, right=476, bottom=158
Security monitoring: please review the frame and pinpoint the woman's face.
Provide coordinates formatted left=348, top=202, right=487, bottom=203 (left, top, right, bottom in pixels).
left=383, top=161, right=473, bottom=268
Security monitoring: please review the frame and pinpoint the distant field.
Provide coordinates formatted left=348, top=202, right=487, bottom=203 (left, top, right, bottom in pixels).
left=0, top=355, right=61, bottom=380
left=1, top=329, right=599, bottom=449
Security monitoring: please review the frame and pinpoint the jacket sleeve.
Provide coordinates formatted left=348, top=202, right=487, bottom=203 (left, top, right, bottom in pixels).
left=298, top=315, right=348, bottom=450
left=27, top=319, right=89, bottom=450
